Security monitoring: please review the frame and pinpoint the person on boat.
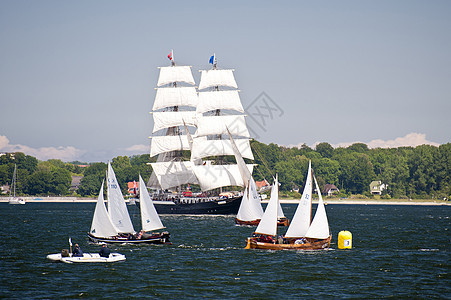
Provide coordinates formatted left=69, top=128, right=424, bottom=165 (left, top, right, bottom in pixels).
left=72, top=244, right=83, bottom=257
left=99, top=244, right=111, bottom=258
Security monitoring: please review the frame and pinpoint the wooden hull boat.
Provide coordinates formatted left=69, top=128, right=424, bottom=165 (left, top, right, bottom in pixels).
left=245, top=235, right=331, bottom=250
left=235, top=217, right=290, bottom=227
left=87, top=231, right=171, bottom=245
left=47, top=252, right=126, bottom=263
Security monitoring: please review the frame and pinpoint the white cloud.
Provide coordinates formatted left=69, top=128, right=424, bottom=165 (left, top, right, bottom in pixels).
left=0, top=135, right=85, bottom=161
left=292, top=133, right=440, bottom=150
left=125, top=144, right=149, bottom=152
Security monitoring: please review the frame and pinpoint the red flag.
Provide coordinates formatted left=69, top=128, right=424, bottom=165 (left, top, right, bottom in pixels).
left=168, top=50, right=173, bottom=60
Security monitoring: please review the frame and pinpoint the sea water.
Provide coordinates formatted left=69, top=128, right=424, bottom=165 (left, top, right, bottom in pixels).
left=0, top=203, right=449, bottom=298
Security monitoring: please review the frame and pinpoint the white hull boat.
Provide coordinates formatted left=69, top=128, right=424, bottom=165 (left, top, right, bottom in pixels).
left=46, top=252, right=126, bottom=263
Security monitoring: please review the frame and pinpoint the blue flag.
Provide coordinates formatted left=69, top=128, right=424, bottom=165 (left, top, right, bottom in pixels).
left=209, top=54, right=215, bottom=64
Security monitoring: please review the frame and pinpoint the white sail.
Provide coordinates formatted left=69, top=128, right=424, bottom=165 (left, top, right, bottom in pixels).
left=191, top=138, right=254, bottom=161
left=254, top=177, right=279, bottom=236
left=157, top=66, right=195, bottom=87
left=197, top=90, right=244, bottom=114
left=150, top=161, right=199, bottom=190
left=139, top=175, right=165, bottom=232
left=150, top=135, right=190, bottom=157
left=196, top=115, right=250, bottom=138
left=153, top=87, right=198, bottom=111
left=284, top=160, right=313, bottom=238
left=152, top=111, right=197, bottom=133
left=249, top=177, right=264, bottom=218
left=305, top=176, right=330, bottom=239
left=236, top=184, right=253, bottom=221
left=107, top=162, right=135, bottom=234
left=192, top=164, right=254, bottom=191
left=90, top=181, right=119, bottom=238
left=198, top=69, right=238, bottom=90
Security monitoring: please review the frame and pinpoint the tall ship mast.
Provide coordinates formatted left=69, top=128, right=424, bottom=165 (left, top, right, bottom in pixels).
left=148, top=52, right=254, bottom=214
left=148, top=50, right=199, bottom=191
left=191, top=54, right=255, bottom=191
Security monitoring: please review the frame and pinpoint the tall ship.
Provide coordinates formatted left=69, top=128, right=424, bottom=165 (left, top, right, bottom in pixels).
left=148, top=52, right=254, bottom=214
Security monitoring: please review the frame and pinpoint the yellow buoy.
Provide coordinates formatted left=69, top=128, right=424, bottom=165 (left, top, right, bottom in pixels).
left=338, top=230, right=352, bottom=249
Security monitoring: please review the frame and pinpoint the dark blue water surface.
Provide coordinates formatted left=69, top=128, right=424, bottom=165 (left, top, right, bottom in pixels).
left=0, top=203, right=449, bottom=299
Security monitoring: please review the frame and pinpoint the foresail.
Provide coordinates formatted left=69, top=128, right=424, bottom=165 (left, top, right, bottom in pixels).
left=236, top=184, right=254, bottom=221
left=90, top=181, right=119, bottom=238
left=305, top=175, right=330, bottom=239
left=284, top=161, right=312, bottom=238
left=150, top=161, right=199, bottom=190
left=139, top=175, right=165, bottom=232
left=157, top=66, right=195, bottom=87
left=255, top=177, right=279, bottom=236
left=192, top=164, right=254, bottom=191
left=107, top=163, right=135, bottom=234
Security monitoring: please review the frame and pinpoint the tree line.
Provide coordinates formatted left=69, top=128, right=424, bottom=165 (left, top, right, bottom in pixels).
left=0, top=141, right=449, bottom=199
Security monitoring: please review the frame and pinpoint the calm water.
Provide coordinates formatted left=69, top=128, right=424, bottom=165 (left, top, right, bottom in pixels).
left=0, top=203, right=449, bottom=299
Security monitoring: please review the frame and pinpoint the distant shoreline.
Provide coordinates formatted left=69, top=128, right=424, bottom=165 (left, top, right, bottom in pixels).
left=0, top=196, right=449, bottom=206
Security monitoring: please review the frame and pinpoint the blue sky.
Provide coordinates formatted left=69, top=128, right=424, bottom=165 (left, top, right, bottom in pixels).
left=1, top=0, right=450, bottom=162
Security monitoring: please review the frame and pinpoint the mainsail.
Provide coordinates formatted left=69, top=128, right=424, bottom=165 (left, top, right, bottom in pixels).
left=107, top=162, right=135, bottom=234
left=284, top=160, right=313, bottom=238
left=254, top=176, right=280, bottom=236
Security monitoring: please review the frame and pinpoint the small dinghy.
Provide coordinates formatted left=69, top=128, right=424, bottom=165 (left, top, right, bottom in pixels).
left=46, top=252, right=126, bottom=263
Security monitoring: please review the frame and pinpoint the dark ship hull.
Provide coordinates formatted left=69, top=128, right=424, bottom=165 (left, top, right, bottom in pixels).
left=152, top=195, right=242, bottom=215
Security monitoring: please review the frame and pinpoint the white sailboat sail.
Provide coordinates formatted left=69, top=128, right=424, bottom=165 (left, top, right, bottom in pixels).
left=107, top=162, right=135, bottom=234
left=139, top=175, right=165, bottom=232
left=151, top=161, right=199, bottom=190
left=150, top=135, right=191, bottom=157
left=191, top=138, right=254, bottom=161
left=285, top=160, right=313, bottom=238
left=90, top=181, right=119, bottom=238
left=197, top=90, right=244, bottom=114
left=157, top=66, right=195, bottom=87
left=305, top=175, right=330, bottom=239
left=198, top=69, right=238, bottom=90
left=153, top=87, right=198, bottom=110
left=255, top=176, right=280, bottom=236
left=191, top=164, right=254, bottom=191
left=152, top=111, right=197, bottom=133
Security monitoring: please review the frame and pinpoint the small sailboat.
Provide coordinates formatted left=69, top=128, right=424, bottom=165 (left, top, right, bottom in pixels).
left=245, top=161, right=331, bottom=250
left=87, top=163, right=170, bottom=244
left=8, top=164, right=25, bottom=205
left=226, top=128, right=288, bottom=226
